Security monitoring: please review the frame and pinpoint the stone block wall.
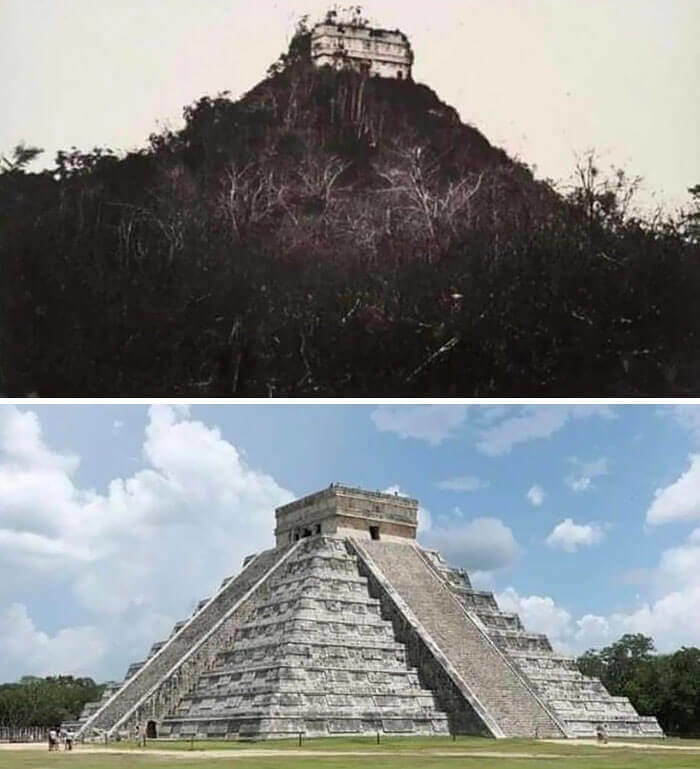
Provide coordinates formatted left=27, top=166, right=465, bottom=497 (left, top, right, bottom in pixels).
left=74, top=545, right=292, bottom=739
left=161, top=536, right=448, bottom=739
left=353, top=539, right=565, bottom=738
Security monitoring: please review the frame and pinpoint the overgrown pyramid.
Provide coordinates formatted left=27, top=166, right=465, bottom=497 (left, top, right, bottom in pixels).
left=72, top=486, right=662, bottom=740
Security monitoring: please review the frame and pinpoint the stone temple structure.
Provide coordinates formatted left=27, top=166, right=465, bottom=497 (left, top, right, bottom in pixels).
left=310, top=12, right=413, bottom=80
left=70, top=485, right=662, bottom=741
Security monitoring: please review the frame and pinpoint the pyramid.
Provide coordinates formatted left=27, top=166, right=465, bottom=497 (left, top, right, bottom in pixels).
left=72, top=485, right=663, bottom=741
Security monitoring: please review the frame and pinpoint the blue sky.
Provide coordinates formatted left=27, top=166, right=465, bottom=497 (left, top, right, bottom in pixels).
left=1, top=403, right=700, bottom=683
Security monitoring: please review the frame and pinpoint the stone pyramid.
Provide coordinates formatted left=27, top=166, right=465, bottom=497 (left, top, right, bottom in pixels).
left=72, top=485, right=662, bottom=741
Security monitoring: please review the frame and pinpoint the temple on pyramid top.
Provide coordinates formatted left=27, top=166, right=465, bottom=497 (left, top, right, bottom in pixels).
left=310, top=8, right=414, bottom=80
left=69, top=484, right=663, bottom=743
left=275, top=484, right=418, bottom=545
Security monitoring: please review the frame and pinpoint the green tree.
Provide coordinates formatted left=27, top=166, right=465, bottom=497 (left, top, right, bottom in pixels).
left=578, top=635, right=700, bottom=735
left=0, top=676, right=104, bottom=727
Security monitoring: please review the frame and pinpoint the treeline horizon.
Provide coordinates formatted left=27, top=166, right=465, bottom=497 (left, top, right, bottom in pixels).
left=0, top=676, right=104, bottom=730
left=2, top=57, right=699, bottom=396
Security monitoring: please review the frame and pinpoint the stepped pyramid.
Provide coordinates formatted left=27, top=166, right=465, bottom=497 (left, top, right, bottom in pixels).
left=72, top=486, right=662, bottom=741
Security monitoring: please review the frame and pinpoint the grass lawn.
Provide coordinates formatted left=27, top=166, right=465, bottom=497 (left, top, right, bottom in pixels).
left=3, top=737, right=700, bottom=769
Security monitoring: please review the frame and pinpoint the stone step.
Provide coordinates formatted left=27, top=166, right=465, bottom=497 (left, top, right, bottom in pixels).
left=180, top=688, right=439, bottom=706
left=124, top=662, right=145, bottom=680
left=354, top=540, right=564, bottom=738
left=220, top=637, right=409, bottom=660
left=75, top=545, right=291, bottom=737
left=161, top=712, right=450, bottom=739
left=509, top=651, right=579, bottom=669
left=199, top=660, right=418, bottom=680
left=452, top=590, right=500, bottom=611
left=235, top=608, right=387, bottom=632
left=489, top=629, right=552, bottom=652
left=474, top=611, right=524, bottom=631
left=147, top=641, right=166, bottom=659
left=154, top=537, right=448, bottom=740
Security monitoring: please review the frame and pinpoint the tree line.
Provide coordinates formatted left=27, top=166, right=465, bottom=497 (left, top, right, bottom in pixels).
left=577, top=634, right=700, bottom=736
left=0, top=676, right=104, bottom=729
left=1, top=59, right=699, bottom=395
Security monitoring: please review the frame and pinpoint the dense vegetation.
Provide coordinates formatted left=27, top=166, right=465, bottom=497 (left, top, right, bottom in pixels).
left=2, top=52, right=699, bottom=395
left=0, top=676, right=104, bottom=728
left=577, top=634, right=700, bottom=736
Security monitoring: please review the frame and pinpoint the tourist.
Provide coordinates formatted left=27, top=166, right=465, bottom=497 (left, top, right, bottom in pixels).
left=48, top=727, right=57, bottom=751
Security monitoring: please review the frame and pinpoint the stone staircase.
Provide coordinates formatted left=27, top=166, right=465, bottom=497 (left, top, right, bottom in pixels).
left=351, top=539, right=564, bottom=738
left=160, top=536, right=449, bottom=739
left=418, top=547, right=663, bottom=738
left=73, top=544, right=296, bottom=739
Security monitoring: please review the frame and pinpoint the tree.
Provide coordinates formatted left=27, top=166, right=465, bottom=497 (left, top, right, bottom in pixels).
left=577, top=635, right=700, bottom=735
left=566, top=150, right=642, bottom=232
left=0, top=676, right=105, bottom=727
left=0, top=142, right=43, bottom=174
left=376, top=144, right=483, bottom=255
left=267, top=16, right=312, bottom=77
left=578, top=633, right=655, bottom=690
left=682, top=184, right=700, bottom=243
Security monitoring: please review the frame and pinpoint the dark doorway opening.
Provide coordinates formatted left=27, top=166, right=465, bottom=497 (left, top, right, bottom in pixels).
left=146, top=720, right=157, bottom=739
left=369, top=525, right=380, bottom=540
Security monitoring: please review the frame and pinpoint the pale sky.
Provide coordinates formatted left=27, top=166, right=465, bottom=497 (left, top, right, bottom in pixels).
left=1, top=0, right=698, bottom=211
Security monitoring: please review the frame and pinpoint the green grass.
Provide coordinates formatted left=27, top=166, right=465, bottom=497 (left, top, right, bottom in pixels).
left=97, top=735, right=589, bottom=753
left=3, top=737, right=700, bottom=769
left=607, top=736, right=700, bottom=747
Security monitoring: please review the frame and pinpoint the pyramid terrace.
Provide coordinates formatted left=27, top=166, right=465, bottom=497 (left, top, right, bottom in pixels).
left=69, top=485, right=662, bottom=741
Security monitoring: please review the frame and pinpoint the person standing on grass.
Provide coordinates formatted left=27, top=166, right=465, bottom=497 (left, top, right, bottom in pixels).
left=48, top=727, right=57, bottom=751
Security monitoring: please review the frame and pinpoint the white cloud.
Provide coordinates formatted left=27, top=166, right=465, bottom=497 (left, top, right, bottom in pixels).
left=573, top=587, right=700, bottom=653
left=475, top=406, right=614, bottom=456
left=647, top=454, right=700, bottom=526
left=656, top=527, right=700, bottom=591
left=566, top=457, right=609, bottom=492
left=0, top=405, right=293, bottom=680
left=498, top=528, right=700, bottom=654
left=0, top=408, right=79, bottom=474
left=0, top=603, right=106, bottom=681
left=371, top=406, right=467, bottom=445
left=496, top=588, right=574, bottom=653
left=422, top=517, right=519, bottom=572
left=112, top=420, right=124, bottom=432
left=527, top=484, right=545, bottom=506
left=546, top=518, right=607, bottom=552
left=437, top=475, right=488, bottom=492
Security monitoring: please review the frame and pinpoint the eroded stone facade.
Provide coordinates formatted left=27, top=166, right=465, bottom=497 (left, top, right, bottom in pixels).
left=310, top=22, right=413, bottom=80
